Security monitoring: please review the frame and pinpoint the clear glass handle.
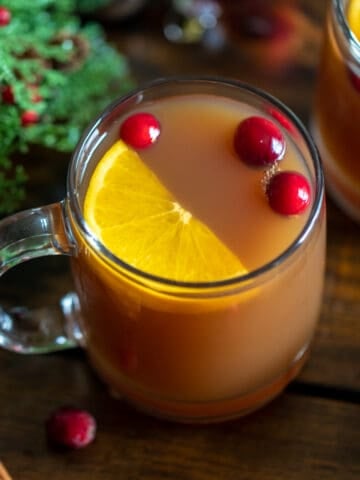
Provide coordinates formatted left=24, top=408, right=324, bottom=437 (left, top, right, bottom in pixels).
left=0, top=201, right=83, bottom=354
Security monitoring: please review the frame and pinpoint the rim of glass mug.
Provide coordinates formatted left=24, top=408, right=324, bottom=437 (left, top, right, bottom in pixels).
left=68, top=76, right=325, bottom=295
left=333, top=0, right=360, bottom=62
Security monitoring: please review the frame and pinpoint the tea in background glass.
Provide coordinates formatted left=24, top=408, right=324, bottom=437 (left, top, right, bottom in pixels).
left=312, top=0, right=360, bottom=221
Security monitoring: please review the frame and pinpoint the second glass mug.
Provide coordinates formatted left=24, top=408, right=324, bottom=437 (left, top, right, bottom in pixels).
left=312, top=0, right=360, bottom=221
left=0, top=78, right=326, bottom=423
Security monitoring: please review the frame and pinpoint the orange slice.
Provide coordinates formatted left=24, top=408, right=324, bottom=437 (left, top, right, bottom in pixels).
left=84, top=140, right=247, bottom=282
left=348, top=0, right=360, bottom=41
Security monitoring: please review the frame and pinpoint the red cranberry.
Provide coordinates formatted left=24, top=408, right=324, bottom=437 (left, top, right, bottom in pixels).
left=46, top=407, right=97, bottom=449
left=266, top=171, right=311, bottom=215
left=21, top=110, right=39, bottom=126
left=120, top=112, right=161, bottom=149
left=1, top=85, right=14, bottom=104
left=234, top=116, right=285, bottom=167
left=0, top=6, right=10, bottom=26
left=267, top=107, right=297, bottom=135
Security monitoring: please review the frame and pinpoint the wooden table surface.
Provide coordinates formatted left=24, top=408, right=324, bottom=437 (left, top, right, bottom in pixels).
left=1, top=1, right=359, bottom=478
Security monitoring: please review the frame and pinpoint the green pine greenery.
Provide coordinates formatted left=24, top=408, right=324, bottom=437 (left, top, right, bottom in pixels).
left=0, top=0, right=133, bottom=213
left=75, top=0, right=112, bottom=13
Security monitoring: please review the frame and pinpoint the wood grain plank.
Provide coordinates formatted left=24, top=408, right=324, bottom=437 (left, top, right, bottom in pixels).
left=298, top=199, right=360, bottom=391
left=0, top=349, right=359, bottom=480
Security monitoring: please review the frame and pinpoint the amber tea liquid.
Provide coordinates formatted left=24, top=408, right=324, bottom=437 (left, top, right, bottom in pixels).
left=69, top=83, right=326, bottom=422
left=312, top=0, right=360, bottom=220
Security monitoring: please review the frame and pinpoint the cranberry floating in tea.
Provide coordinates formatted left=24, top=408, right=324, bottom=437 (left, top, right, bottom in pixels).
left=234, top=116, right=285, bottom=167
left=266, top=171, right=311, bottom=215
left=119, top=112, right=161, bottom=149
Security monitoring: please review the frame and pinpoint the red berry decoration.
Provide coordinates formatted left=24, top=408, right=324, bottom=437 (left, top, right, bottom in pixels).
left=21, top=110, right=39, bottom=126
left=266, top=171, right=311, bottom=215
left=267, top=107, right=296, bottom=135
left=1, top=85, right=14, bottom=104
left=0, top=6, right=11, bottom=26
left=234, top=116, right=285, bottom=167
left=46, top=407, right=97, bottom=449
left=120, top=112, right=161, bottom=149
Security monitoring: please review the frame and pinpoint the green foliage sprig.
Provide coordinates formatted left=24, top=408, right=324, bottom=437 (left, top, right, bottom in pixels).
left=0, top=0, right=133, bottom=213
left=75, top=0, right=112, bottom=14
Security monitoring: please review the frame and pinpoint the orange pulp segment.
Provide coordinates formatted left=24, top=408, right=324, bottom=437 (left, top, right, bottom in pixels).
left=84, top=140, right=247, bottom=282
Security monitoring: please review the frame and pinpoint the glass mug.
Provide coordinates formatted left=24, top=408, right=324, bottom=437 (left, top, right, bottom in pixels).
left=312, top=0, right=360, bottom=221
left=0, top=78, right=326, bottom=422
